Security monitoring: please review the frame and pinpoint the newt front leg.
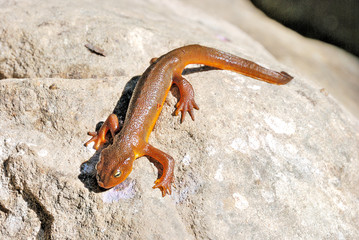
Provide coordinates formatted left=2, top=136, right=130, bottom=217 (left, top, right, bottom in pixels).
left=84, top=114, right=121, bottom=150
left=144, top=143, right=175, bottom=196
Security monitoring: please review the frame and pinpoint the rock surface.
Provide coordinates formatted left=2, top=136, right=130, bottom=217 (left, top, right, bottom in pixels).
left=250, top=0, right=359, bottom=57
left=1, top=0, right=359, bottom=239
left=180, top=0, right=359, bottom=120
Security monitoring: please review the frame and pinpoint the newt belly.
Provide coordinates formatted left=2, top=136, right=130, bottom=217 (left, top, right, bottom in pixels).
left=84, top=44, right=293, bottom=196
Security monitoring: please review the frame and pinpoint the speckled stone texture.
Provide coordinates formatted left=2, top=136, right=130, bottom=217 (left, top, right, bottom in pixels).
left=180, top=0, right=359, bottom=119
left=1, top=0, right=358, bottom=239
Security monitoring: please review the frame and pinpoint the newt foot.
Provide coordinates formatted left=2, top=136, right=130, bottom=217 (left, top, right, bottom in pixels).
left=84, top=131, right=107, bottom=150
left=153, top=178, right=173, bottom=197
left=175, top=98, right=199, bottom=123
left=84, top=114, right=120, bottom=150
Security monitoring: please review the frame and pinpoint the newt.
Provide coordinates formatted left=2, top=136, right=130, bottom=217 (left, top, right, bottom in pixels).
left=84, top=44, right=293, bottom=196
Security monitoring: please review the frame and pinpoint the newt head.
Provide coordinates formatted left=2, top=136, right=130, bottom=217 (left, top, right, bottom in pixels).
left=95, top=145, right=135, bottom=189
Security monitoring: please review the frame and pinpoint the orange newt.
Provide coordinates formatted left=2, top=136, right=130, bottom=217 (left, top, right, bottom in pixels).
left=85, top=44, right=293, bottom=196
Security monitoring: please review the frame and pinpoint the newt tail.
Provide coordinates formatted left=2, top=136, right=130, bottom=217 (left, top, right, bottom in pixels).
left=164, top=45, right=293, bottom=86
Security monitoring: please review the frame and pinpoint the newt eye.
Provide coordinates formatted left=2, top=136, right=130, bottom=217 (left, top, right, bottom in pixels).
left=114, top=169, right=122, bottom=178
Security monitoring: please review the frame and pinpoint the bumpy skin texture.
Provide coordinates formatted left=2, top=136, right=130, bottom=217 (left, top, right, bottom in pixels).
left=85, top=44, right=293, bottom=196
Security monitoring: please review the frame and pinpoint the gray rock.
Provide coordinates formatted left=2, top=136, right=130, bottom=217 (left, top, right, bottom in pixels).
left=250, top=0, right=359, bottom=57
left=1, top=0, right=358, bottom=239
left=180, top=0, right=359, bottom=120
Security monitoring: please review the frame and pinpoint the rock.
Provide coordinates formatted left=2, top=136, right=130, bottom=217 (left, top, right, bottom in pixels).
left=250, top=0, right=359, bottom=57
left=180, top=0, right=359, bottom=120
left=1, top=0, right=358, bottom=239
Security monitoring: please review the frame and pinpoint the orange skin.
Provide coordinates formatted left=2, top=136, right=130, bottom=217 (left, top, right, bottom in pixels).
left=85, top=44, right=293, bottom=196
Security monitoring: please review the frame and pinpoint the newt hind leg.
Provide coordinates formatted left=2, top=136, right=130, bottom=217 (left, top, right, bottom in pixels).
left=172, top=75, right=199, bottom=123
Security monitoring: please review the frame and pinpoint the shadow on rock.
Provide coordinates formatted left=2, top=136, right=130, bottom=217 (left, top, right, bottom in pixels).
left=78, top=76, right=140, bottom=192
